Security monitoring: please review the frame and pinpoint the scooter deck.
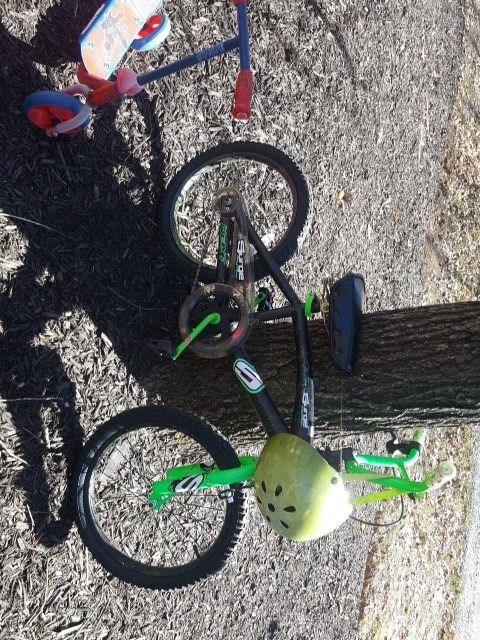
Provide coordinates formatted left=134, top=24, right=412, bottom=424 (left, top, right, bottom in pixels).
left=79, top=0, right=159, bottom=79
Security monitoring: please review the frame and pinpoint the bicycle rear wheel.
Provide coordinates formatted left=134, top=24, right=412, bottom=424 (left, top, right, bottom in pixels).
left=73, top=406, right=247, bottom=589
left=161, top=142, right=311, bottom=282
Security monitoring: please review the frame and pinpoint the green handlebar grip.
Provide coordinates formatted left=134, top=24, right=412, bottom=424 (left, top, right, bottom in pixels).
left=425, top=461, right=456, bottom=490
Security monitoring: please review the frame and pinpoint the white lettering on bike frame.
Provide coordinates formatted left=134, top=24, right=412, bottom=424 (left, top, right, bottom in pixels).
left=233, top=358, right=265, bottom=394
left=302, top=391, right=310, bottom=431
left=236, top=239, right=245, bottom=281
left=174, top=474, right=204, bottom=493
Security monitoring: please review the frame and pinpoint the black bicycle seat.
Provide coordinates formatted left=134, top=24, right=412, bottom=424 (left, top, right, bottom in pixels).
left=329, top=273, right=365, bottom=374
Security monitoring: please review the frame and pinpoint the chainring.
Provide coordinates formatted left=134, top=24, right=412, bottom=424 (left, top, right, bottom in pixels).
left=178, top=283, right=252, bottom=359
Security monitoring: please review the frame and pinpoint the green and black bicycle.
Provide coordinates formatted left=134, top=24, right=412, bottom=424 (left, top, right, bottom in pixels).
left=73, top=142, right=456, bottom=590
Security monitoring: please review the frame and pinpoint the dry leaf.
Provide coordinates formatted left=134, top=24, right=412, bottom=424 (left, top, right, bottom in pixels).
left=337, top=189, right=353, bottom=206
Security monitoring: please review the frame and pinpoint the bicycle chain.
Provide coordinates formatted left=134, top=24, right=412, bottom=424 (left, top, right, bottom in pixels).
left=191, top=212, right=215, bottom=292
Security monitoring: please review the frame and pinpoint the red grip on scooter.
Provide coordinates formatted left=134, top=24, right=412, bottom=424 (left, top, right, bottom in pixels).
left=232, top=70, right=253, bottom=121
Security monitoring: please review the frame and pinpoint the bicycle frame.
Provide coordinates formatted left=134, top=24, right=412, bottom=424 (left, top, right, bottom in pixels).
left=149, top=187, right=456, bottom=513
left=171, top=187, right=317, bottom=443
left=229, top=216, right=315, bottom=443
left=149, top=430, right=446, bottom=510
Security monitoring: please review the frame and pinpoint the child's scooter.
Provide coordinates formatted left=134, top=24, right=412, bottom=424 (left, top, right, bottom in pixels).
left=23, top=0, right=253, bottom=136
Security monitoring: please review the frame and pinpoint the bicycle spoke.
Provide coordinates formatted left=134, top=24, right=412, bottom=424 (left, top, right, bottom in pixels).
left=167, top=508, right=207, bottom=549
left=86, top=423, right=235, bottom=571
left=181, top=499, right=226, bottom=513
left=111, top=443, right=152, bottom=487
left=158, top=509, right=177, bottom=564
left=95, top=469, right=149, bottom=502
left=173, top=155, right=296, bottom=271
left=174, top=499, right=218, bottom=534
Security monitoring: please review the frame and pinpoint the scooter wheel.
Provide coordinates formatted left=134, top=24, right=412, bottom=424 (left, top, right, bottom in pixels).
left=23, top=90, right=87, bottom=134
left=131, top=13, right=171, bottom=52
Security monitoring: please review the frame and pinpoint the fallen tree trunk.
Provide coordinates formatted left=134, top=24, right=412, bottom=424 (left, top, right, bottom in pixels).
left=145, top=302, right=480, bottom=440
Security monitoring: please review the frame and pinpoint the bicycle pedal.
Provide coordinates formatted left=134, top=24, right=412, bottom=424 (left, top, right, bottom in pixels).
left=150, top=339, right=175, bottom=359
left=256, top=287, right=273, bottom=311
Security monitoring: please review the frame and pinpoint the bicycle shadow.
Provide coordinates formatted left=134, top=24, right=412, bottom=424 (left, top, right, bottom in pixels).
left=0, top=1, right=188, bottom=546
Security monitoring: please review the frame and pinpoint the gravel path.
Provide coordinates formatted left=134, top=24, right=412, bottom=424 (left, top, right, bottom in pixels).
left=0, top=1, right=464, bottom=638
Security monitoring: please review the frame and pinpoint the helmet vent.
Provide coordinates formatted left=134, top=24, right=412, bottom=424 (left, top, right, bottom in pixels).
left=261, top=481, right=266, bottom=493
left=256, top=496, right=262, bottom=504
left=266, top=515, right=271, bottom=523
left=283, top=505, right=296, bottom=513
left=279, top=520, right=289, bottom=529
left=267, top=503, right=275, bottom=512
left=275, top=485, right=282, bottom=497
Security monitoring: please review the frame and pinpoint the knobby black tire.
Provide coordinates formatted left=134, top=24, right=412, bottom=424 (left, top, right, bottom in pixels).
left=73, top=406, right=247, bottom=589
left=161, top=142, right=311, bottom=282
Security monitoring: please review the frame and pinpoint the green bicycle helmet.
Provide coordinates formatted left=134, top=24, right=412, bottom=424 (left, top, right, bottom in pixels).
left=254, top=433, right=352, bottom=541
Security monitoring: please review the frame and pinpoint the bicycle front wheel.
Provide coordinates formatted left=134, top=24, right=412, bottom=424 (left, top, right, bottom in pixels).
left=73, top=406, right=247, bottom=589
left=161, top=142, right=311, bottom=282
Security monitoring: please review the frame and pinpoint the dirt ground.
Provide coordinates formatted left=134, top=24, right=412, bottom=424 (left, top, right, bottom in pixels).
left=0, top=1, right=466, bottom=639
left=358, top=2, right=480, bottom=638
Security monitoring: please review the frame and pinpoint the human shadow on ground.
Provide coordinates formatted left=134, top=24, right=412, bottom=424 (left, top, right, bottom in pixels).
left=0, top=0, right=189, bottom=545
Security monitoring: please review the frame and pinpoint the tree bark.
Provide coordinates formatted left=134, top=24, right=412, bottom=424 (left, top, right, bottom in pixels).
left=145, top=302, right=480, bottom=440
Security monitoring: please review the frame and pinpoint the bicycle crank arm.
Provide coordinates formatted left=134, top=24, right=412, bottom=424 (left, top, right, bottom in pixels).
left=156, top=312, right=222, bottom=361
